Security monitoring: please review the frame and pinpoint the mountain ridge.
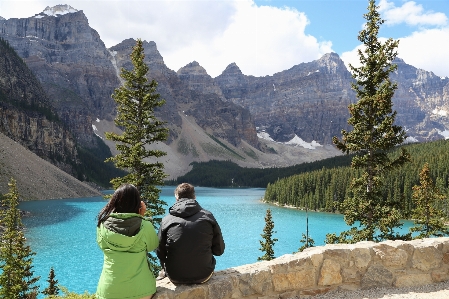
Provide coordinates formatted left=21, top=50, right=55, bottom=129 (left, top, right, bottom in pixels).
left=1, top=5, right=448, bottom=181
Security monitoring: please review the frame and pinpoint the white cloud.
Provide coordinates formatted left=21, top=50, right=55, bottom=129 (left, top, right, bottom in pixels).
left=3, top=0, right=447, bottom=78
left=379, top=0, right=448, bottom=27
left=0, top=0, right=332, bottom=78
left=150, top=0, right=333, bottom=77
left=397, top=28, right=449, bottom=77
left=342, top=28, right=449, bottom=78
left=342, top=2, right=449, bottom=78
left=341, top=44, right=363, bottom=72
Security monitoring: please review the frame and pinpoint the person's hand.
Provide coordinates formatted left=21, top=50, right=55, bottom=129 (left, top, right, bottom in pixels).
left=139, top=201, right=146, bottom=216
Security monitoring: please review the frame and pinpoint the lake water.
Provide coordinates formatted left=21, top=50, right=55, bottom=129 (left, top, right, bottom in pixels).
left=19, top=186, right=411, bottom=296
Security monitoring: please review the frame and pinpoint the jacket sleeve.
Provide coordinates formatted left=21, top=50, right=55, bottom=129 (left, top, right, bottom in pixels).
left=211, top=219, right=225, bottom=256
left=156, top=221, right=167, bottom=267
left=143, top=220, right=159, bottom=252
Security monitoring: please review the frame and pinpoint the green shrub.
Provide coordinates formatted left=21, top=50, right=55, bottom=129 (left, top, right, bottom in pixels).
left=43, top=287, right=95, bottom=299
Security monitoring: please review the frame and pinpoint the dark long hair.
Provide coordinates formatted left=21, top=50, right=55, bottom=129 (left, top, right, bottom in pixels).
left=97, top=184, right=141, bottom=227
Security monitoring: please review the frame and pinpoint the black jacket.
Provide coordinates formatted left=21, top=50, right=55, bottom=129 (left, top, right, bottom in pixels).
left=156, top=198, right=225, bottom=284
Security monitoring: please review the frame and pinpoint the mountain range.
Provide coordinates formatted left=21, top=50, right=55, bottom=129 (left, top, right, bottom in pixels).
left=1, top=4, right=448, bottom=183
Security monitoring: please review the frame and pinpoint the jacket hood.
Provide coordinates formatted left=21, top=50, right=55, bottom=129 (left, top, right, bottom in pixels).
left=169, top=198, right=201, bottom=218
left=98, top=213, right=144, bottom=252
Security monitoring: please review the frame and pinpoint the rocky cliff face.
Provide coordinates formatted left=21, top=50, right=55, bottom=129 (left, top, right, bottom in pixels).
left=216, top=53, right=356, bottom=143
left=109, top=38, right=260, bottom=148
left=391, top=58, right=449, bottom=140
left=0, top=5, right=118, bottom=146
left=0, top=5, right=261, bottom=177
left=176, top=61, right=259, bottom=147
left=177, top=61, right=225, bottom=96
left=216, top=53, right=449, bottom=144
left=2, top=5, right=448, bottom=179
left=0, top=37, right=77, bottom=172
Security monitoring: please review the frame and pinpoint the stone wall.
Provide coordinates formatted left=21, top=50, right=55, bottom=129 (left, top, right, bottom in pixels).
left=154, top=238, right=449, bottom=299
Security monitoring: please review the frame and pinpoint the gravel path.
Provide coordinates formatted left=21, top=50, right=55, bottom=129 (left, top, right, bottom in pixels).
left=310, top=280, right=449, bottom=298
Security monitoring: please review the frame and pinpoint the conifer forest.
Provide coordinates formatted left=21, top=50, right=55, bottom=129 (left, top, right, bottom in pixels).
left=264, top=139, right=449, bottom=219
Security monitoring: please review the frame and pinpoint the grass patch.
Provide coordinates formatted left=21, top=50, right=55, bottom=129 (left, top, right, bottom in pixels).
left=207, top=134, right=245, bottom=160
left=177, top=137, right=199, bottom=157
left=243, top=148, right=258, bottom=160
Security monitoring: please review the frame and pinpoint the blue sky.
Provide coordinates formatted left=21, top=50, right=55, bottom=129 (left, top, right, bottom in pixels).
left=1, top=0, right=449, bottom=77
left=255, top=0, right=449, bottom=58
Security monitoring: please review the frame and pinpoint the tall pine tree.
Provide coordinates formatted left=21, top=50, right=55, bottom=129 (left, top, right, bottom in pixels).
left=105, top=38, right=169, bottom=223
left=328, top=0, right=410, bottom=243
left=410, top=163, right=449, bottom=238
left=0, top=178, right=40, bottom=299
left=258, top=209, right=278, bottom=261
left=105, top=38, right=169, bottom=275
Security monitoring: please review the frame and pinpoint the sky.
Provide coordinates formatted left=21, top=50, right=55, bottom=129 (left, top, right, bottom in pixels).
left=1, top=0, right=448, bottom=78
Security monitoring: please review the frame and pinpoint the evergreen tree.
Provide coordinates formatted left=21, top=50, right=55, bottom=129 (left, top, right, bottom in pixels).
left=105, top=38, right=168, bottom=222
left=410, top=163, right=449, bottom=238
left=105, top=39, right=169, bottom=275
left=329, top=0, right=410, bottom=243
left=258, top=209, right=278, bottom=261
left=297, top=233, right=315, bottom=253
left=42, top=267, right=59, bottom=296
left=0, top=178, right=40, bottom=299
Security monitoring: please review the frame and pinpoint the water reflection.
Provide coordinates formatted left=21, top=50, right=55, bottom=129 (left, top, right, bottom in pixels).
left=20, top=196, right=107, bottom=228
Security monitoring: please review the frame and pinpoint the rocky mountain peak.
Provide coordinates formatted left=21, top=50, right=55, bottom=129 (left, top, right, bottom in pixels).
left=221, top=63, right=243, bottom=76
left=109, top=38, right=166, bottom=74
left=35, top=4, right=78, bottom=18
left=316, top=52, right=347, bottom=74
left=110, top=39, right=162, bottom=58
left=142, top=40, right=165, bottom=65
left=0, top=16, right=5, bottom=21
left=177, top=61, right=208, bottom=75
left=0, top=6, right=119, bottom=145
left=177, top=61, right=225, bottom=97
left=109, top=38, right=137, bottom=51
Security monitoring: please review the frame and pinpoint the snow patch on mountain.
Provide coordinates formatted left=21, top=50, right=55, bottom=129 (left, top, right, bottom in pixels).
left=285, top=135, right=322, bottom=149
left=258, top=130, right=322, bottom=150
left=92, top=123, right=104, bottom=140
left=432, top=109, right=448, bottom=117
left=437, top=129, right=449, bottom=140
left=35, top=5, right=78, bottom=18
left=404, top=136, right=419, bottom=143
left=257, top=131, right=274, bottom=142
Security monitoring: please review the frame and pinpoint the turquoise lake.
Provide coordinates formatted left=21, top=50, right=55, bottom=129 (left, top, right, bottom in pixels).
left=19, top=186, right=412, bottom=295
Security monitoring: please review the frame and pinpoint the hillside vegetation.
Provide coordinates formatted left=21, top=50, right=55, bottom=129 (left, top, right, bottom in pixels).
left=264, top=139, right=449, bottom=218
left=172, top=139, right=449, bottom=219
left=170, top=154, right=353, bottom=188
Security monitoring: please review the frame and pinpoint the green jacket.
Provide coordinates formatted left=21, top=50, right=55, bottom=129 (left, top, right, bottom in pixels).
left=96, top=213, right=159, bottom=299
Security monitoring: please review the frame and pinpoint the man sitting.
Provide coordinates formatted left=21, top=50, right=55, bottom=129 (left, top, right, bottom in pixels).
left=156, top=183, right=225, bottom=284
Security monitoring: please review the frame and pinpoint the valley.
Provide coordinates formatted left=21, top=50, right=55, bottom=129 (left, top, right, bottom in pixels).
left=0, top=4, right=448, bottom=185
